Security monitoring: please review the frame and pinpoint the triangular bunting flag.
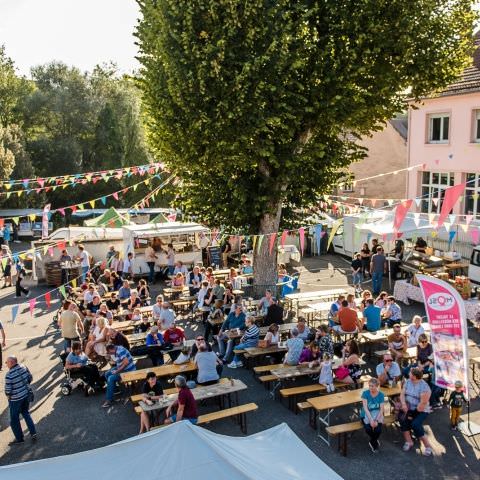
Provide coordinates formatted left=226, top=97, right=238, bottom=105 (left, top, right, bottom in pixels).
left=269, top=233, right=277, bottom=255
left=59, top=285, right=67, bottom=298
left=29, top=298, right=36, bottom=316
left=11, top=305, right=19, bottom=323
left=45, top=292, right=51, bottom=309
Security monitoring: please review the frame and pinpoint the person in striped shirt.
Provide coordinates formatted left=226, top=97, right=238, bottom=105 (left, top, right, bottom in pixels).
left=4, top=355, right=37, bottom=444
left=228, top=316, right=259, bottom=369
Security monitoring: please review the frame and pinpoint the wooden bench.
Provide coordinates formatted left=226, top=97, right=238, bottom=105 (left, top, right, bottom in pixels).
left=147, top=403, right=258, bottom=434
left=253, top=364, right=284, bottom=375
left=258, top=374, right=277, bottom=389
left=326, top=414, right=396, bottom=456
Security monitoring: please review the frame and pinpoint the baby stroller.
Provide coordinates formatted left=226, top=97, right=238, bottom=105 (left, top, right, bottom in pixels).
left=59, top=352, right=104, bottom=396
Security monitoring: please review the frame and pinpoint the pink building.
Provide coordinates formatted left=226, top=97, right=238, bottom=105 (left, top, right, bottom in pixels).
left=407, top=34, right=480, bottom=216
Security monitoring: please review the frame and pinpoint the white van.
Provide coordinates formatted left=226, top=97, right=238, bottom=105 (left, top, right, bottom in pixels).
left=469, top=246, right=480, bottom=285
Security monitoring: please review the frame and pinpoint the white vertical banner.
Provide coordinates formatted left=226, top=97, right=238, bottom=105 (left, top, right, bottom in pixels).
left=42, top=204, right=51, bottom=239
left=416, top=274, right=470, bottom=399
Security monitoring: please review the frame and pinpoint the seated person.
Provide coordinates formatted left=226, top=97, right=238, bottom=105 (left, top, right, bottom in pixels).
left=258, top=289, right=273, bottom=316
left=139, top=372, right=164, bottom=434
left=83, top=284, right=98, bottom=305
left=111, top=271, right=123, bottom=291
left=376, top=353, right=401, bottom=386
left=216, top=304, right=246, bottom=363
left=264, top=297, right=284, bottom=326
left=195, top=342, right=222, bottom=385
left=187, top=266, right=204, bottom=295
left=388, top=324, right=407, bottom=362
left=65, top=341, right=104, bottom=390
left=414, top=236, right=427, bottom=253
left=328, top=295, right=345, bottom=326
left=363, top=299, right=382, bottom=332
left=173, top=261, right=188, bottom=277
left=190, top=334, right=213, bottom=357
left=85, top=316, right=108, bottom=360
left=240, top=259, right=253, bottom=275
left=105, top=327, right=130, bottom=350
left=126, top=291, right=142, bottom=312
left=316, top=325, right=334, bottom=358
left=85, top=295, right=102, bottom=317
left=210, top=279, right=225, bottom=303
left=97, top=303, right=113, bottom=324
left=332, top=300, right=362, bottom=333
left=338, top=339, right=362, bottom=385
left=196, top=281, right=210, bottom=310
left=163, top=323, right=186, bottom=361
left=118, top=280, right=131, bottom=304
left=406, top=315, right=425, bottom=348
left=382, top=296, right=402, bottom=328
left=223, top=285, right=235, bottom=313
left=228, top=316, right=259, bottom=368
left=403, top=333, right=433, bottom=378
left=284, top=328, right=304, bottom=366
left=172, top=272, right=185, bottom=288
left=106, top=292, right=121, bottom=312
left=295, top=317, right=311, bottom=341
left=164, top=375, right=198, bottom=425
left=299, top=341, right=321, bottom=364
left=131, top=307, right=142, bottom=323
left=98, top=269, right=112, bottom=290
left=146, top=325, right=165, bottom=366
left=137, top=279, right=150, bottom=304
left=102, top=344, right=136, bottom=408
left=264, top=323, right=280, bottom=346
left=158, top=302, right=176, bottom=330
left=136, top=315, right=151, bottom=333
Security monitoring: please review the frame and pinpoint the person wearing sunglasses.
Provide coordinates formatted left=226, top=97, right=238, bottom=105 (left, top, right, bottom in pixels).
left=190, top=335, right=212, bottom=358
left=376, top=353, right=401, bottom=387
left=403, top=333, right=433, bottom=378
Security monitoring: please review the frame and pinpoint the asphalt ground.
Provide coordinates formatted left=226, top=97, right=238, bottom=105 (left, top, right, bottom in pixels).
left=0, top=253, right=479, bottom=480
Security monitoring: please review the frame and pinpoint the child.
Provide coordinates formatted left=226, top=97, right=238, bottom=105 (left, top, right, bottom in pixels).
left=448, top=380, right=468, bottom=430
left=319, top=353, right=335, bottom=393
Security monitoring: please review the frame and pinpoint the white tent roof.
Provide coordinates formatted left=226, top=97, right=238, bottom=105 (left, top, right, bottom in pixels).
left=122, top=222, right=209, bottom=237
left=356, top=213, right=434, bottom=236
left=0, top=422, right=342, bottom=480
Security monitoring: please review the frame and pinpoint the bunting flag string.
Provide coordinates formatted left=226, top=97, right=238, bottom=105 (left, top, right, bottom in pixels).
left=0, top=162, right=163, bottom=192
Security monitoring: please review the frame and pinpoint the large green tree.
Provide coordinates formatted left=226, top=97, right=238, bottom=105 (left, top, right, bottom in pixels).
left=136, top=0, right=476, bottom=285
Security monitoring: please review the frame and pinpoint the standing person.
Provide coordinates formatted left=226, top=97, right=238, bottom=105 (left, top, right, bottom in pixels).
left=399, top=368, right=433, bottom=455
left=351, top=252, right=363, bottom=292
left=58, top=301, right=84, bottom=353
left=4, top=355, right=37, bottom=444
left=448, top=380, right=468, bottom=430
left=106, top=245, right=116, bottom=267
left=197, top=232, right=210, bottom=266
left=370, top=246, right=386, bottom=296
left=14, top=261, right=30, bottom=298
left=59, top=249, right=72, bottom=285
left=360, top=243, right=371, bottom=278
left=371, top=238, right=379, bottom=254
left=144, top=243, right=158, bottom=284
left=3, top=223, right=11, bottom=246
left=1, top=245, right=13, bottom=288
left=75, top=244, right=91, bottom=283
left=221, top=238, right=231, bottom=268
left=102, top=344, right=136, bottom=408
left=166, top=244, right=175, bottom=275
left=164, top=375, right=198, bottom=425
left=361, top=378, right=385, bottom=453
left=0, top=319, right=6, bottom=369
left=318, top=353, right=335, bottom=392
left=122, top=252, right=134, bottom=280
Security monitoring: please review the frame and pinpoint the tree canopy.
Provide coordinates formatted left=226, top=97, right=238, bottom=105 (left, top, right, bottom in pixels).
left=136, top=0, right=476, bottom=283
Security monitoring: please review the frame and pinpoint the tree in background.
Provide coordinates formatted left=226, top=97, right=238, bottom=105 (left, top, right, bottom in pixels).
left=136, top=0, right=476, bottom=285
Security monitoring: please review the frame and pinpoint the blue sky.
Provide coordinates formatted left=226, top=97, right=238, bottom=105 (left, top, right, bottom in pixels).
left=0, top=0, right=140, bottom=76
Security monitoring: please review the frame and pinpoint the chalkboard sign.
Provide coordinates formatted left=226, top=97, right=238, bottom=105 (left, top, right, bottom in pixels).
left=208, top=246, right=222, bottom=268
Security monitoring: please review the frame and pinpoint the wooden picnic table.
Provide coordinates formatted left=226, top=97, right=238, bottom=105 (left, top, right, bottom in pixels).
left=244, top=345, right=288, bottom=358
left=306, top=384, right=402, bottom=444
left=139, top=379, right=247, bottom=413
left=284, top=288, right=349, bottom=312
left=114, top=305, right=153, bottom=320
left=121, top=361, right=197, bottom=384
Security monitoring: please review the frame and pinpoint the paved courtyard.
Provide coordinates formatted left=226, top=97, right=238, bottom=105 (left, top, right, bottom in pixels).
left=0, top=254, right=479, bottom=480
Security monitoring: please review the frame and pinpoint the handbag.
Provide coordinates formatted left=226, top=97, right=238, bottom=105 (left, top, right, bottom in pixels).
left=334, top=366, right=350, bottom=380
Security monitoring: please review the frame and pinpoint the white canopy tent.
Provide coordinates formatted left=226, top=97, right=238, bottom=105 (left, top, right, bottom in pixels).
left=355, top=212, right=434, bottom=236
left=0, top=422, right=343, bottom=480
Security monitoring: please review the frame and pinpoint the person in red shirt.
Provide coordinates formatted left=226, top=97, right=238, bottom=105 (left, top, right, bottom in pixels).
left=164, top=375, right=198, bottom=424
left=333, top=300, right=362, bottom=333
left=163, top=323, right=186, bottom=361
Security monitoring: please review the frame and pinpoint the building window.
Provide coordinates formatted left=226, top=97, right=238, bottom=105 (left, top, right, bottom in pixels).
left=465, top=173, right=480, bottom=216
left=341, top=182, right=354, bottom=193
left=474, top=110, right=480, bottom=143
left=420, top=171, right=455, bottom=213
left=428, top=113, right=449, bottom=143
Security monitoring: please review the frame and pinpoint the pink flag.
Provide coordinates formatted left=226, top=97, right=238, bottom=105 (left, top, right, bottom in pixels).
left=167, top=213, right=177, bottom=222
left=471, top=229, right=480, bottom=245
left=113, top=192, right=119, bottom=201
left=437, top=184, right=465, bottom=228
left=37, top=178, right=45, bottom=187
left=269, top=233, right=277, bottom=255
left=393, top=199, right=413, bottom=232
left=45, top=292, right=51, bottom=309
left=280, top=230, right=288, bottom=248
left=48, top=247, right=54, bottom=257
left=299, top=227, right=305, bottom=255
left=57, top=241, right=66, bottom=250
left=58, top=208, right=66, bottom=216
left=466, top=214, right=474, bottom=227
left=29, top=298, right=36, bottom=316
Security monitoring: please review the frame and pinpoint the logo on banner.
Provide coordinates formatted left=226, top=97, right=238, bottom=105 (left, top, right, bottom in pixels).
left=426, top=292, right=455, bottom=311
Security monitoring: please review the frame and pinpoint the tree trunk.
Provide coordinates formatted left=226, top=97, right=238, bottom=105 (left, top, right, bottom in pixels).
left=253, top=199, right=283, bottom=296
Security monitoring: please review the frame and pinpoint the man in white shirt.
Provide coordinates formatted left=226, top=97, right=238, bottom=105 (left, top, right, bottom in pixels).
left=152, top=295, right=163, bottom=320
left=122, top=252, right=134, bottom=280
left=159, top=302, right=176, bottom=330
left=144, top=244, right=158, bottom=284
left=376, top=353, right=402, bottom=386
left=76, top=244, right=91, bottom=282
